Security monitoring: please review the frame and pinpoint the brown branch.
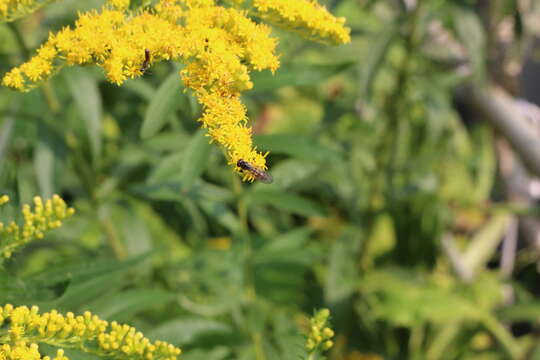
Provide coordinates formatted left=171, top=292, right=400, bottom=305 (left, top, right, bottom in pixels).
left=456, top=84, right=540, bottom=177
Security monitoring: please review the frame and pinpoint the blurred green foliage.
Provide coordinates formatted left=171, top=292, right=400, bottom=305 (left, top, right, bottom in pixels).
left=1, top=0, right=540, bottom=359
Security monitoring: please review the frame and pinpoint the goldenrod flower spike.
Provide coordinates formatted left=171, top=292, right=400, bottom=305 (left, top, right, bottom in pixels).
left=0, top=305, right=182, bottom=360
left=1, top=1, right=350, bottom=181
left=305, top=308, right=335, bottom=353
left=252, top=0, right=351, bottom=45
left=0, top=0, right=59, bottom=22
left=0, top=195, right=75, bottom=258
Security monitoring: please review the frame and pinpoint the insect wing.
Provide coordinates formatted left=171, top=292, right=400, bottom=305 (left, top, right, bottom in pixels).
left=248, top=166, right=273, bottom=184
left=237, top=159, right=273, bottom=184
left=253, top=169, right=273, bottom=184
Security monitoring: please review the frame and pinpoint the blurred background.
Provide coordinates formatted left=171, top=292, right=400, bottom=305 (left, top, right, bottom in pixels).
left=1, top=0, right=540, bottom=359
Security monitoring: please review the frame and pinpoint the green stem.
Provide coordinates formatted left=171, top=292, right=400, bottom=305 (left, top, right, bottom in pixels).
left=232, top=175, right=255, bottom=299
left=479, top=312, right=521, bottom=358
left=426, top=324, right=459, bottom=360
left=409, top=325, right=425, bottom=359
left=386, top=1, right=424, bottom=181
left=7, top=22, right=29, bottom=60
left=232, top=175, right=265, bottom=360
left=7, top=22, right=61, bottom=114
left=65, top=132, right=97, bottom=201
left=99, top=213, right=127, bottom=260
left=41, top=82, right=61, bottom=114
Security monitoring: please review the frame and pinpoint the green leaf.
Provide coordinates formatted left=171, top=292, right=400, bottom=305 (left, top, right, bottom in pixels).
left=358, top=23, right=399, bottom=100
left=462, top=213, right=512, bottom=274
left=140, top=72, right=183, bottom=139
left=145, top=131, right=191, bottom=152
left=131, top=182, right=183, bottom=201
left=123, top=78, right=156, bottom=100
left=134, top=180, right=233, bottom=204
left=199, top=199, right=239, bottom=233
left=179, top=129, right=212, bottom=191
left=147, top=317, right=233, bottom=346
left=253, top=159, right=319, bottom=189
left=471, top=125, right=495, bottom=203
left=25, top=252, right=150, bottom=286
left=147, top=152, right=185, bottom=184
left=254, top=134, right=341, bottom=161
left=247, top=190, right=325, bottom=217
left=87, top=289, right=176, bottom=321
left=34, top=135, right=54, bottom=199
left=50, top=271, right=126, bottom=311
left=498, top=302, right=540, bottom=322
left=250, top=62, right=354, bottom=93
left=0, top=117, right=13, bottom=168
left=118, top=203, right=153, bottom=256
left=182, top=348, right=230, bottom=360
left=260, top=227, right=313, bottom=253
left=357, top=269, right=475, bottom=327
left=325, top=227, right=360, bottom=303
left=34, top=121, right=66, bottom=199
left=64, top=67, right=103, bottom=163
left=452, top=6, right=486, bottom=80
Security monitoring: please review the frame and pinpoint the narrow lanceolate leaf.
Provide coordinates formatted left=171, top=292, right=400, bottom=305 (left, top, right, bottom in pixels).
left=34, top=130, right=55, bottom=199
left=140, top=72, right=183, bottom=139
left=358, top=24, right=399, bottom=101
left=25, top=252, right=151, bottom=286
left=179, top=129, right=212, bottom=191
left=247, top=190, right=326, bottom=217
left=254, top=134, right=341, bottom=162
left=462, top=212, right=512, bottom=274
left=0, top=117, right=14, bottom=176
left=452, top=6, right=486, bottom=80
left=147, top=130, right=211, bottom=189
left=251, top=62, right=354, bottom=92
left=147, top=317, right=233, bottom=346
left=87, top=289, right=176, bottom=321
left=64, top=67, right=103, bottom=164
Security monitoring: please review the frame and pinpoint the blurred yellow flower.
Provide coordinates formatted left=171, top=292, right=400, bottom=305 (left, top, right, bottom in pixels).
left=0, top=0, right=58, bottom=22
left=305, top=308, right=335, bottom=353
left=0, top=195, right=75, bottom=258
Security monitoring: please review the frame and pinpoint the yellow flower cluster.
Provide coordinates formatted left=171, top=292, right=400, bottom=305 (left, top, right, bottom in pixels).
left=0, top=0, right=57, bottom=22
left=0, top=305, right=182, bottom=360
left=106, top=0, right=130, bottom=10
left=305, top=308, right=334, bottom=352
left=2, top=0, right=350, bottom=179
left=0, top=342, right=67, bottom=360
left=0, top=195, right=75, bottom=258
left=252, top=0, right=350, bottom=44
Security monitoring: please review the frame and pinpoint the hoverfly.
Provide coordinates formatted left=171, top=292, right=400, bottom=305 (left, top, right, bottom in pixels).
left=237, top=159, right=273, bottom=184
left=140, top=49, right=151, bottom=74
